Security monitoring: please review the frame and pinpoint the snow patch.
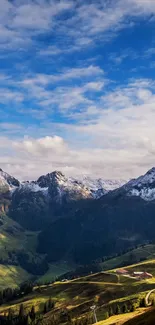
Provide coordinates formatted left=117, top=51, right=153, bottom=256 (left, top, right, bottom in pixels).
left=126, top=168, right=155, bottom=201
left=126, top=167, right=155, bottom=188
left=20, top=182, right=48, bottom=194
left=129, top=187, right=155, bottom=201
left=76, top=176, right=126, bottom=198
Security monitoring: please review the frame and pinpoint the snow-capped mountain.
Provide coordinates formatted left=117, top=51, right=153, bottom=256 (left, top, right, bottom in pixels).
left=8, top=170, right=126, bottom=230
left=19, top=171, right=92, bottom=202
left=22, top=171, right=125, bottom=200
left=3, top=166, right=155, bottom=202
left=9, top=170, right=125, bottom=200
left=125, top=167, right=155, bottom=201
left=0, top=168, right=20, bottom=193
left=0, top=167, right=126, bottom=203
left=77, top=176, right=126, bottom=199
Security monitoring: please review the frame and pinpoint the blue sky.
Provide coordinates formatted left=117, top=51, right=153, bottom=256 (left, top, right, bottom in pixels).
left=1, top=0, right=155, bottom=180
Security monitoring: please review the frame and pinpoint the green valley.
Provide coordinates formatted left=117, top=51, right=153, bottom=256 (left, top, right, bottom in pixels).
left=0, top=258, right=155, bottom=324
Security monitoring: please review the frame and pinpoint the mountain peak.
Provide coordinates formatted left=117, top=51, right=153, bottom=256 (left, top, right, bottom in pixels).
left=125, top=166, right=155, bottom=201
left=52, top=170, right=64, bottom=176
left=50, top=171, right=65, bottom=180
left=37, top=170, right=66, bottom=188
left=146, top=167, right=155, bottom=175
left=0, top=169, right=20, bottom=189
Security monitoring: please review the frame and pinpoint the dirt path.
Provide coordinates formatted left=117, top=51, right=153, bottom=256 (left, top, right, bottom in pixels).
left=145, top=289, right=155, bottom=306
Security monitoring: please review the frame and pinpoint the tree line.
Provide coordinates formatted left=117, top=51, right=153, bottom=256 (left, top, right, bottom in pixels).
left=0, top=283, right=33, bottom=306
left=0, top=297, right=55, bottom=325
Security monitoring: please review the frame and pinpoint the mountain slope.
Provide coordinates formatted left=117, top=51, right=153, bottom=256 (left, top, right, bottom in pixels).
left=0, top=168, right=127, bottom=284
left=77, top=175, right=126, bottom=198
left=2, top=166, right=155, bottom=282
left=1, top=258, right=155, bottom=325
left=0, top=168, right=19, bottom=193
left=7, top=170, right=125, bottom=230
left=124, top=167, right=155, bottom=201
left=124, top=308, right=155, bottom=325
left=38, top=167, right=155, bottom=264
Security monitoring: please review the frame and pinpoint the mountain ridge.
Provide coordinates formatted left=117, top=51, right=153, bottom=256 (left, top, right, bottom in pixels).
left=0, top=168, right=126, bottom=200
left=1, top=166, right=155, bottom=276
left=2, top=166, right=155, bottom=201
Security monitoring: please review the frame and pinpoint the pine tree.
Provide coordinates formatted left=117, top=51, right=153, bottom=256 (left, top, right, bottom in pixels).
left=30, top=305, right=36, bottom=322
left=140, top=298, right=146, bottom=307
left=48, top=297, right=54, bottom=310
left=43, top=302, right=47, bottom=314
left=130, top=303, right=136, bottom=312
left=7, top=308, right=13, bottom=322
left=26, top=315, right=31, bottom=325
left=19, top=303, right=25, bottom=319
left=103, top=312, right=109, bottom=320
left=115, top=305, right=121, bottom=315
left=0, top=291, right=3, bottom=305
left=122, top=304, right=128, bottom=313
left=109, top=306, right=113, bottom=317
left=82, top=317, right=87, bottom=325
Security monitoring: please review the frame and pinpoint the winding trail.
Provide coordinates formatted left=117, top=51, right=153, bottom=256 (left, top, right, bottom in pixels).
left=145, top=289, right=155, bottom=306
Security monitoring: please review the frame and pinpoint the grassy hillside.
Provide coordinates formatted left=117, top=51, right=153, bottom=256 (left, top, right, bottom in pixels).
left=0, top=214, right=32, bottom=287
left=1, top=211, right=155, bottom=291
left=124, top=307, right=155, bottom=325
left=1, top=260, right=155, bottom=324
left=0, top=213, right=41, bottom=261
left=0, top=213, right=75, bottom=288
left=38, top=262, right=75, bottom=283
left=97, top=308, right=147, bottom=325
left=0, top=265, right=30, bottom=289
left=100, top=244, right=155, bottom=271
left=0, top=214, right=25, bottom=259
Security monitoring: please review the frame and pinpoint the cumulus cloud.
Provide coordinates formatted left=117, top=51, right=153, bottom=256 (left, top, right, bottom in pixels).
left=14, top=136, right=68, bottom=156
left=1, top=76, right=155, bottom=181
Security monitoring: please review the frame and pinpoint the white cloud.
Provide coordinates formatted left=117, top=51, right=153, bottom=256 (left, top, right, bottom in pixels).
left=1, top=76, right=155, bottom=181
left=0, top=88, right=24, bottom=104
left=14, top=135, right=68, bottom=156
left=0, top=0, right=74, bottom=49
left=15, top=67, right=105, bottom=112
left=84, top=82, right=104, bottom=91
left=53, top=65, right=104, bottom=81
left=38, top=81, right=104, bottom=111
left=127, top=0, right=155, bottom=13
left=144, top=47, right=155, bottom=58
left=109, top=49, right=139, bottom=65
left=39, top=37, right=93, bottom=56
left=0, top=0, right=155, bottom=52
left=39, top=45, right=65, bottom=56
left=20, top=65, right=103, bottom=85
left=1, top=1, right=155, bottom=181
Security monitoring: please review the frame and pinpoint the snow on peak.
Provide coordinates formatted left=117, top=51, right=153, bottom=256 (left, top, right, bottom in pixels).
left=15, top=171, right=126, bottom=200
left=127, top=167, right=155, bottom=188
left=129, top=188, right=155, bottom=201
left=75, top=176, right=126, bottom=198
left=126, top=167, right=155, bottom=201
left=37, top=171, right=65, bottom=188
left=20, top=181, right=48, bottom=194
left=0, top=168, right=20, bottom=190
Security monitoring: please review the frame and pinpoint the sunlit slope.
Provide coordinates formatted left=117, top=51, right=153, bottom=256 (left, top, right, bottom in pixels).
left=1, top=261, right=155, bottom=324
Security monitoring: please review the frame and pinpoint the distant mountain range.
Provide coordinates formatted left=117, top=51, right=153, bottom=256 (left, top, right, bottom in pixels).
left=0, top=168, right=126, bottom=199
left=1, top=167, right=155, bottom=271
